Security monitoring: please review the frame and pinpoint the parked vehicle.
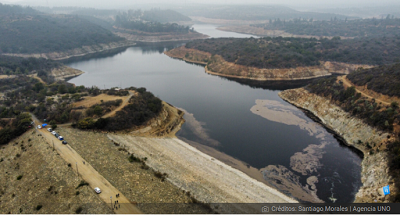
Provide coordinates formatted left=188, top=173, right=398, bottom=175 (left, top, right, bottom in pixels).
left=55, top=134, right=59, bottom=138
left=37, top=125, right=41, bottom=129
left=94, top=187, right=101, bottom=194
left=58, top=136, right=64, bottom=141
left=47, top=128, right=52, bottom=132
left=62, top=141, right=67, bottom=145
left=51, top=131, right=56, bottom=135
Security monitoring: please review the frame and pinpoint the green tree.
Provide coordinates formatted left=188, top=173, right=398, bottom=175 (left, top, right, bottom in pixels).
left=58, top=84, right=67, bottom=94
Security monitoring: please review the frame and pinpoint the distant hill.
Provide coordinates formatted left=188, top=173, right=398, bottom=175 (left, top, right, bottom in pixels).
left=177, top=5, right=354, bottom=21
left=253, top=16, right=400, bottom=38
left=142, top=9, right=191, bottom=23
left=185, top=36, right=400, bottom=69
left=115, top=10, right=191, bottom=33
left=0, top=4, right=124, bottom=54
left=0, top=3, right=38, bottom=14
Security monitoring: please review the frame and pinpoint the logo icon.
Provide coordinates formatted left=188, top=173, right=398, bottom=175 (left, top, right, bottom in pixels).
left=383, top=185, right=390, bottom=195
left=262, top=206, right=269, bottom=213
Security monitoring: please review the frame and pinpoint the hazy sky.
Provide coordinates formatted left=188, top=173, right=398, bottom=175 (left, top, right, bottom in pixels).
left=2, top=0, right=400, bottom=9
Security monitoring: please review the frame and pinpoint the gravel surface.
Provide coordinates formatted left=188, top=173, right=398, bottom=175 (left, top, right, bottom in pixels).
left=109, top=135, right=297, bottom=214
left=58, top=127, right=212, bottom=214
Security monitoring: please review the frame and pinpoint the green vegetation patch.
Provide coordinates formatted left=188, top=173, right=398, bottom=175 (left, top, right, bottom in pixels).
left=347, top=64, right=400, bottom=97
left=254, top=16, right=400, bottom=38
left=115, top=10, right=191, bottom=33
left=185, top=36, right=400, bottom=69
left=0, top=4, right=123, bottom=54
left=77, top=87, right=162, bottom=131
left=307, top=70, right=400, bottom=132
left=0, top=56, right=61, bottom=76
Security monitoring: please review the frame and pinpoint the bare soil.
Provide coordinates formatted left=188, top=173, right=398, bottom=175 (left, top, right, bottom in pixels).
left=73, top=94, right=130, bottom=109
left=0, top=130, right=112, bottom=214
left=56, top=127, right=212, bottom=214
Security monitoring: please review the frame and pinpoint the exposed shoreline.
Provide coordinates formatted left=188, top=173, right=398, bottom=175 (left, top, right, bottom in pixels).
left=2, top=40, right=136, bottom=61
left=165, top=46, right=373, bottom=81
left=108, top=135, right=297, bottom=213
left=216, top=25, right=354, bottom=39
left=279, top=88, right=395, bottom=203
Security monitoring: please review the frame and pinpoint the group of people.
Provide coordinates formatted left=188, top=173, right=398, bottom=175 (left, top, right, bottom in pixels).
left=114, top=193, right=121, bottom=210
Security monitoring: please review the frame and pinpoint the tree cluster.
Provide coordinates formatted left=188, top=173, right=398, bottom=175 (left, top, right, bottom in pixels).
left=253, top=16, right=400, bottom=38
left=77, top=87, right=162, bottom=131
left=0, top=5, right=124, bottom=54
left=185, top=36, right=400, bottom=69
left=0, top=56, right=61, bottom=76
left=347, top=64, right=400, bottom=97
left=115, top=11, right=190, bottom=33
left=0, top=112, right=32, bottom=145
left=307, top=75, right=400, bottom=132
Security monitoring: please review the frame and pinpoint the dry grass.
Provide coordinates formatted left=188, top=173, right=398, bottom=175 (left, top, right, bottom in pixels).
left=0, top=131, right=112, bottom=214
left=73, top=93, right=128, bottom=108
left=57, top=127, right=212, bottom=214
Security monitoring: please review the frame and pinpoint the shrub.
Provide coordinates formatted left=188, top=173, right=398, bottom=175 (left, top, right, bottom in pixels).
left=36, top=205, right=42, bottom=211
left=76, top=180, right=89, bottom=189
left=75, top=206, right=83, bottom=214
left=17, top=175, right=22, bottom=180
left=128, top=154, right=141, bottom=163
left=75, top=191, right=80, bottom=195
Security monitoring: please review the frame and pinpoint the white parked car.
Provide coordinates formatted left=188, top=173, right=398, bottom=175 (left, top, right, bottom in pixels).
left=47, top=128, right=52, bottom=132
left=37, top=125, right=41, bottom=129
left=94, top=187, right=101, bottom=194
left=51, top=131, right=56, bottom=135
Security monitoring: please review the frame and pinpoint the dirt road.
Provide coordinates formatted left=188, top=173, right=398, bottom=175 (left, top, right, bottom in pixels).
left=31, top=115, right=141, bottom=214
left=102, top=91, right=135, bottom=118
left=338, top=75, right=391, bottom=105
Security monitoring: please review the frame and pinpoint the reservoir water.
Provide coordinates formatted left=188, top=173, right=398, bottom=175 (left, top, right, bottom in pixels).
left=67, top=24, right=362, bottom=203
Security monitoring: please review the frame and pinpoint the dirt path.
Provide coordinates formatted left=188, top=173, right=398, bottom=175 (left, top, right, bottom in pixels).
left=27, top=74, right=46, bottom=84
left=31, top=114, right=141, bottom=214
left=338, top=75, right=391, bottom=105
left=102, top=91, right=135, bottom=118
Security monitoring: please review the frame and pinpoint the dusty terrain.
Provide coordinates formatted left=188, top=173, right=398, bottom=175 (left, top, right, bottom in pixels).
left=0, top=130, right=113, bottom=214
left=73, top=94, right=130, bottom=109
left=107, top=134, right=297, bottom=214
left=57, top=127, right=213, bottom=214
left=32, top=116, right=141, bottom=214
left=279, top=88, right=397, bottom=203
left=51, top=65, right=85, bottom=81
left=2, top=40, right=136, bottom=61
left=0, top=75, right=16, bottom=79
left=165, top=46, right=372, bottom=81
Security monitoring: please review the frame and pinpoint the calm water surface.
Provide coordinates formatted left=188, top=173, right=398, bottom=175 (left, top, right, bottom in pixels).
left=67, top=25, right=362, bottom=203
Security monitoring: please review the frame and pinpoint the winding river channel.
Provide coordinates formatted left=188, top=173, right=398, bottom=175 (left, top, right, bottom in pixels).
left=67, top=24, right=362, bottom=203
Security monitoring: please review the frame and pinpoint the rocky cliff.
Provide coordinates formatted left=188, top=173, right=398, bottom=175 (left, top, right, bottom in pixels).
left=2, top=40, right=136, bottom=61
left=279, top=88, right=397, bottom=203
left=130, top=101, right=185, bottom=137
left=165, top=46, right=372, bottom=81
left=51, top=65, right=84, bottom=81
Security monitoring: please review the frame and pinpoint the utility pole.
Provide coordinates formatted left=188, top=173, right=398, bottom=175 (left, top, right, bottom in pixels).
left=76, top=162, right=78, bottom=175
left=110, top=196, right=112, bottom=208
left=52, top=140, right=54, bottom=151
